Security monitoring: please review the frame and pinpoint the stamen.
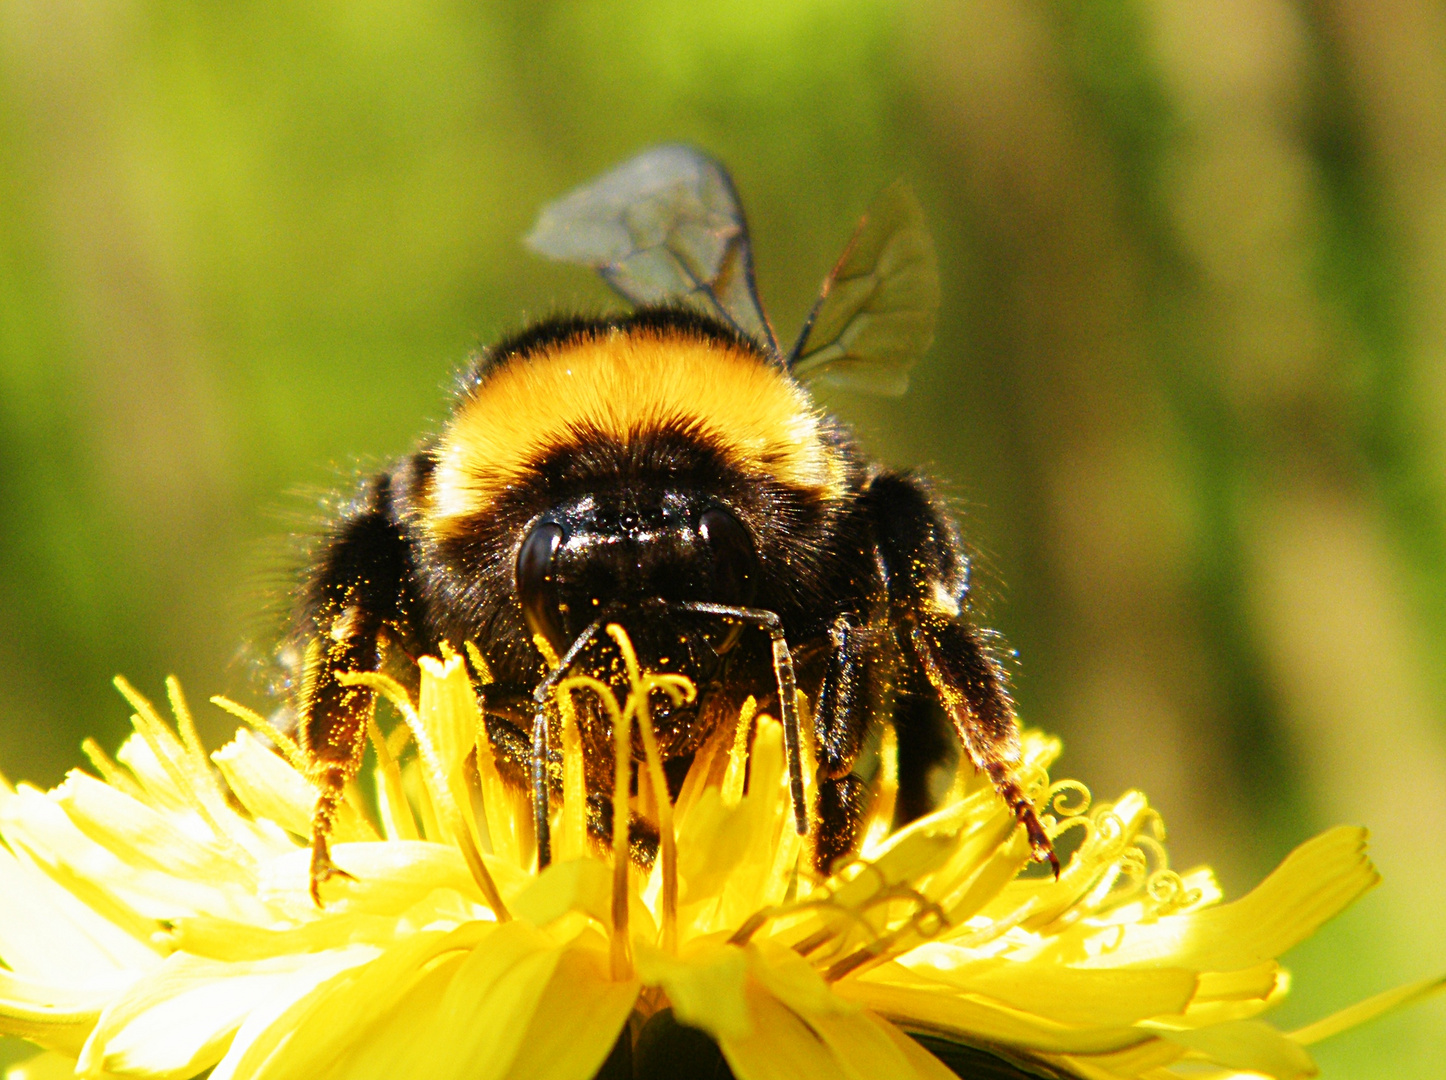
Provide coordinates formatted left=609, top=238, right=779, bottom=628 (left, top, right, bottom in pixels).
left=81, top=737, right=146, bottom=802
left=610, top=665, right=631, bottom=980
left=721, top=695, right=757, bottom=805
left=463, top=640, right=494, bottom=685
left=607, top=624, right=680, bottom=955
left=532, top=634, right=585, bottom=860
left=366, top=713, right=419, bottom=841
left=1047, top=779, right=1092, bottom=818
left=338, top=672, right=510, bottom=922
left=114, top=677, right=248, bottom=865
left=209, top=695, right=308, bottom=774
left=559, top=696, right=587, bottom=861
left=165, top=677, right=208, bottom=777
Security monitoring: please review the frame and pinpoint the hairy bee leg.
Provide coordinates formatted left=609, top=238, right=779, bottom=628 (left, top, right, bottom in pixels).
left=910, top=617, right=1058, bottom=875
left=301, top=626, right=382, bottom=905
left=866, top=473, right=1060, bottom=877
left=309, top=767, right=358, bottom=903
left=295, top=472, right=420, bottom=904
left=586, top=792, right=661, bottom=869
left=811, top=616, right=878, bottom=874
left=813, top=616, right=869, bottom=781
left=815, top=774, right=869, bottom=876
left=890, top=689, right=956, bottom=828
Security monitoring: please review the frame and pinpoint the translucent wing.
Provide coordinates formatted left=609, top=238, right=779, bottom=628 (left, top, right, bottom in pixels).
left=788, top=181, right=939, bottom=395
left=525, top=145, right=777, bottom=352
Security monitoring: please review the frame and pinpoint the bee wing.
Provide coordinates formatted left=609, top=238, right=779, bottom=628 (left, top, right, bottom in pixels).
left=788, top=181, right=939, bottom=395
left=525, top=145, right=778, bottom=352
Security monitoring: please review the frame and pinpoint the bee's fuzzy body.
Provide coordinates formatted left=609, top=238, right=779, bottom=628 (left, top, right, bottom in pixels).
left=292, top=150, right=1056, bottom=900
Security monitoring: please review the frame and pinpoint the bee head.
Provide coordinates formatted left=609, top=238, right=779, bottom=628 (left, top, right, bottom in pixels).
left=515, top=490, right=756, bottom=658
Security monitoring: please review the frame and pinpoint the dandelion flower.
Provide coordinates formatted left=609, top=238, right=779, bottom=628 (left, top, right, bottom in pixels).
left=0, top=635, right=1439, bottom=1080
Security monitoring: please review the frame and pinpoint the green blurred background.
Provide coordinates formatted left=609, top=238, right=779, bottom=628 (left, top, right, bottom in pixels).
left=1, top=0, right=1443, bottom=1075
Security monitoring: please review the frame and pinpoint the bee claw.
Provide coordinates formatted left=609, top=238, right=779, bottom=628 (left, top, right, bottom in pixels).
left=309, top=836, right=356, bottom=907
left=1017, top=802, right=1061, bottom=880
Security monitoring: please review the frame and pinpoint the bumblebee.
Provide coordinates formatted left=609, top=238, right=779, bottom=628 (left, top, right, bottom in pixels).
left=294, top=146, right=1057, bottom=900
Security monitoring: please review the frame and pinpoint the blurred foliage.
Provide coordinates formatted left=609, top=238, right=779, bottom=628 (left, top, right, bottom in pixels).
left=0, top=0, right=1443, bottom=1075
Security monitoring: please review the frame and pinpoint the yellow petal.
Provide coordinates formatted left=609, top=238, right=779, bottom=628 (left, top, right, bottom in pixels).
left=827, top=797, right=981, bottom=914
left=1193, top=963, right=1281, bottom=1005
left=0, top=969, right=120, bottom=1014
left=1075, top=826, right=1378, bottom=972
left=48, top=773, right=271, bottom=919
left=78, top=948, right=377, bottom=1080
left=0, top=967, right=111, bottom=1056
left=503, top=943, right=639, bottom=1080
left=389, top=920, right=562, bottom=1080
left=511, top=858, right=612, bottom=928
left=5, top=1051, right=113, bottom=1080
left=165, top=913, right=399, bottom=963
left=635, top=940, right=750, bottom=1041
left=708, top=720, right=793, bottom=928
left=296, top=952, right=472, bottom=1080
left=216, top=923, right=493, bottom=1080
left=0, top=835, right=154, bottom=985
left=871, top=1019, right=968, bottom=1080
left=835, top=978, right=1150, bottom=1055
left=1289, top=972, right=1446, bottom=1046
left=802, top=1007, right=958, bottom=1080
left=418, top=654, right=498, bottom=860
left=934, top=824, right=1032, bottom=928
left=715, top=977, right=851, bottom=1080
left=1160, top=1019, right=1316, bottom=1080
left=417, top=655, right=478, bottom=784
left=259, top=841, right=525, bottom=918
left=1044, top=1038, right=1186, bottom=1079
left=0, top=789, right=163, bottom=949
left=748, top=941, right=854, bottom=1020
left=676, top=787, right=757, bottom=903
left=212, top=731, right=374, bottom=846
left=111, top=727, right=193, bottom=814
left=891, top=951, right=1197, bottom=1027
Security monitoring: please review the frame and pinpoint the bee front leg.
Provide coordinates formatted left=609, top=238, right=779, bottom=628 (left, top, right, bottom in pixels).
left=299, top=628, right=375, bottom=903
left=909, top=613, right=1058, bottom=874
left=295, top=472, right=420, bottom=904
left=866, top=473, right=1059, bottom=876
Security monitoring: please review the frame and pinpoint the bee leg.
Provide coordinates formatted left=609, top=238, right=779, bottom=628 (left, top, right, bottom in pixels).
left=296, top=472, right=418, bottom=904
left=812, top=616, right=874, bottom=873
left=586, top=792, right=661, bottom=869
left=815, top=775, right=869, bottom=875
left=866, top=473, right=1059, bottom=876
left=814, top=616, right=869, bottom=780
left=890, top=689, right=955, bottom=827
left=303, top=655, right=368, bottom=905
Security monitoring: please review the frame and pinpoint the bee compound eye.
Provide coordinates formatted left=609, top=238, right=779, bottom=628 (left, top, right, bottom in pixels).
left=699, top=506, right=758, bottom=610
left=516, top=522, right=567, bottom=656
